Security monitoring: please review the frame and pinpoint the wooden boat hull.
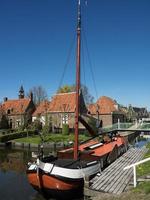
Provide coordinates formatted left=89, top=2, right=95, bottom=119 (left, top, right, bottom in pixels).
left=27, top=159, right=100, bottom=199
left=27, top=169, right=84, bottom=199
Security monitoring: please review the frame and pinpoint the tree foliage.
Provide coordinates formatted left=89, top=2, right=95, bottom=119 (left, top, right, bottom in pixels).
left=57, top=84, right=94, bottom=104
left=57, top=85, right=75, bottom=93
left=27, top=86, right=48, bottom=106
left=0, top=104, right=9, bottom=129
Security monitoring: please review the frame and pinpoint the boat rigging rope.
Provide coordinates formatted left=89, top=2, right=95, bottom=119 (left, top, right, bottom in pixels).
left=57, top=33, right=76, bottom=91
left=81, top=36, right=86, bottom=87
left=82, top=26, right=99, bottom=101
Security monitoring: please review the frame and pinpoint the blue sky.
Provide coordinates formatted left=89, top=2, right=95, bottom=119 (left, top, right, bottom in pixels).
left=0, top=0, right=150, bottom=109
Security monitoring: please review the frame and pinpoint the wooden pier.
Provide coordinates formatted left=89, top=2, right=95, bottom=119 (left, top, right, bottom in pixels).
left=90, top=147, right=148, bottom=194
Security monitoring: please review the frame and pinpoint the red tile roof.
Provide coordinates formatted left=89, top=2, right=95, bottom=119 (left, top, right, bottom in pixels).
left=2, top=98, right=31, bottom=115
left=88, top=96, right=119, bottom=115
left=48, top=92, right=76, bottom=113
left=32, top=101, right=50, bottom=117
left=33, top=92, right=87, bottom=116
left=88, top=104, right=97, bottom=115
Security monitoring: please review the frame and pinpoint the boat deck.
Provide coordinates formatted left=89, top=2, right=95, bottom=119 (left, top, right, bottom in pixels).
left=42, top=156, right=96, bottom=169
left=90, top=146, right=148, bottom=194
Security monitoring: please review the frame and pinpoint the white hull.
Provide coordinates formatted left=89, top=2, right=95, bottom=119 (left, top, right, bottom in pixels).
left=28, top=159, right=101, bottom=180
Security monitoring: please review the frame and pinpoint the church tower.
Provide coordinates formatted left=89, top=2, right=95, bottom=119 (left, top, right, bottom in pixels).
left=18, top=85, right=25, bottom=99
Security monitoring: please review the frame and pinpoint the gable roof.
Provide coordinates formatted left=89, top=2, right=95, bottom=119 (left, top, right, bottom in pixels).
left=2, top=98, right=31, bottom=115
left=132, top=107, right=147, bottom=113
left=33, top=92, right=87, bottom=116
left=48, top=92, right=77, bottom=113
left=32, top=101, right=50, bottom=117
left=88, top=96, right=120, bottom=115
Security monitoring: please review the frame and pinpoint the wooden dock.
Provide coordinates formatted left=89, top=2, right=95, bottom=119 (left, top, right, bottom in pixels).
left=90, top=147, right=148, bottom=194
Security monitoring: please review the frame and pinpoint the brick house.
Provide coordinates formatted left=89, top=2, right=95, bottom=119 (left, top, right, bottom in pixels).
left=32, top=100, right=50, bottom=126
left=1, top=86, right=35, bottom=129
left=32, top=92, right=87, bottom=131
left=126, top=104, right=149, bottom=122
left=88, top=96, right=126, bottom=127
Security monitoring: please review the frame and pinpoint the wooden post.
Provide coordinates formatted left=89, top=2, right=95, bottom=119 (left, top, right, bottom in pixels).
left=133, top=165, right=137, bottom=187
left=118, top=118, right=120, bottom=129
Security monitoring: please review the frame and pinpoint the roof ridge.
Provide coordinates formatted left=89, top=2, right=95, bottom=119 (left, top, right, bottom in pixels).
left=4, top=98, right=30, bottom=101
left=54, top=92, right=76, bottom=96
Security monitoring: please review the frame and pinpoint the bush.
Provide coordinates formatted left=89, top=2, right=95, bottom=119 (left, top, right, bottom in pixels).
left=42, top=125, right=50, bottom=135
left=0, top=130, right=36, bottom=143
left=30, top=120, right=42, bottom=131
left=62, top=124, right=69, bottom=135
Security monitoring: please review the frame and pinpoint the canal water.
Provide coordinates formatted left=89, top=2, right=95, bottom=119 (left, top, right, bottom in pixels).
left=0, top=147, right=91, bottom=200
left=0, top=148, right=43, bottom=200
left=0, top=135, right=150, bottom=200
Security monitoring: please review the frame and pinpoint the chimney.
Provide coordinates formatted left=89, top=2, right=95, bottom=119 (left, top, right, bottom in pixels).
left=30, top=92, right=33, bottom=101
left=4, top=97, right=8, bottom=102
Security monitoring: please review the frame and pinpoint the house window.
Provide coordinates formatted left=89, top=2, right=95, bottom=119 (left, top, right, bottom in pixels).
left=16, top=120, right=21, bottom=128
left=62, top=114, right=68, bottom=124
left=7, top=109, right=11, bottom=114
left=9, top=119, right=12, bottom=128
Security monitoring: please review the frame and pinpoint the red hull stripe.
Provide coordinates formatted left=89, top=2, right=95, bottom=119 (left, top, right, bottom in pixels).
left=27, top=171, right=83, bottom=191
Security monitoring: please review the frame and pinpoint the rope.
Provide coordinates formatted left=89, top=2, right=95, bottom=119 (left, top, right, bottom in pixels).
left=57, top=33, right=76, bottom=90
left=81, top=35, right=86, bottom=87
left=82, top=26, right=99, bottom=100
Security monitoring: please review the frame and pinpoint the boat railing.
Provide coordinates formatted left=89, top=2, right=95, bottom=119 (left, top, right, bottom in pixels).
left=124, top=156, right=150, bottom=187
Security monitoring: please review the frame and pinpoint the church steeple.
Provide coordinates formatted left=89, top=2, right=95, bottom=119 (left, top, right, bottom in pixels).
left=19, top=85, right=24, bottom=99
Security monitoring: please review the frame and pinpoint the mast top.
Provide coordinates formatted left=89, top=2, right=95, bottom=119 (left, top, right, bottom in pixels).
left=77, top=0, right=81, bottom=30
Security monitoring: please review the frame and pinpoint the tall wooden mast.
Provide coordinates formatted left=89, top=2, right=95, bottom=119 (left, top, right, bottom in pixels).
left=74, top=0, right=81, bottom=160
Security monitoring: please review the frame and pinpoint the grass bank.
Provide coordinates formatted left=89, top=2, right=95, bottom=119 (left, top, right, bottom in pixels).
left=14, top=133, right=91, bottom=144
left=133, top=142, right=150, bottom=194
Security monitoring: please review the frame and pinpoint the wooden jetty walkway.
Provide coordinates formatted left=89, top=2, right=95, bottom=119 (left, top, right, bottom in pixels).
left=90, top=147, right=148, bottom=194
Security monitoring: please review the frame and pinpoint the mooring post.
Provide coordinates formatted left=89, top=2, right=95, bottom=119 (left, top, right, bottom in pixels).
left=118, top=118, right=120, bottom=129
left=133, top=165, right=137, bottom=187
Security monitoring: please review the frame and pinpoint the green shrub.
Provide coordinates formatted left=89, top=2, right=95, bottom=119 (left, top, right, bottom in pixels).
left=62, top=124, right=69, bottom=135
left=0, top=130, right=36, bottom=143
left=30, top=120, right=42, bottom=131
left=42, top=125, right=50, bottom=135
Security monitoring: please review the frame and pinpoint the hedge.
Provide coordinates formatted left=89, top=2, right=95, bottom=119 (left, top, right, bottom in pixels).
left=0, top=130, right=37, bottom=143
left=62, top=124, right=69, bottom=135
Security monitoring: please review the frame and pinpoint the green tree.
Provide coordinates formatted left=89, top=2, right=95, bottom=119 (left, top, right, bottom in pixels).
left=57, top=85, right=74, bottom=93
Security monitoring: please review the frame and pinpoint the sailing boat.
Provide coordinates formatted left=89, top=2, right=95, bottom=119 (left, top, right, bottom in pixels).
left=27, top=1, right=127, bottom=199
left=27, top=1, right=100, bottom=198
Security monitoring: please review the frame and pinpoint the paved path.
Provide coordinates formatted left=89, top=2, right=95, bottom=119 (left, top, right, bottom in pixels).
left=90, top=147, right=148, bottom=194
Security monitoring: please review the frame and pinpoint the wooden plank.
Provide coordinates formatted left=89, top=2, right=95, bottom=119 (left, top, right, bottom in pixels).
left=91, top=149, right=134, bottom=189
left=113, top=151, right=145, bottom=194
left=102, top=149, right=141, bottom=192
left=91, top=148, right=138, bottom=190
left=108, top=149, right=147, bottom=194
left=90, top=147, right=148, bottom=194
left=116, top=149, right=148, bottom=194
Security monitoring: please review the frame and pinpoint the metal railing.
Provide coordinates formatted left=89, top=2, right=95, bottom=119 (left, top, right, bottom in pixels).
left=124, top=157, right=150, bottom=187
left=102, top=121, right=150, bottom=132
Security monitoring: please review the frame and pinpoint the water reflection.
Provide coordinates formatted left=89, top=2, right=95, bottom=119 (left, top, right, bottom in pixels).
left=0, top=148, right=86, bottom=200
left=132, top=134, right=150, bottom=148
left=0, top=134, right=150, bottom=200
left=0, top=148, right=39, bottom=200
